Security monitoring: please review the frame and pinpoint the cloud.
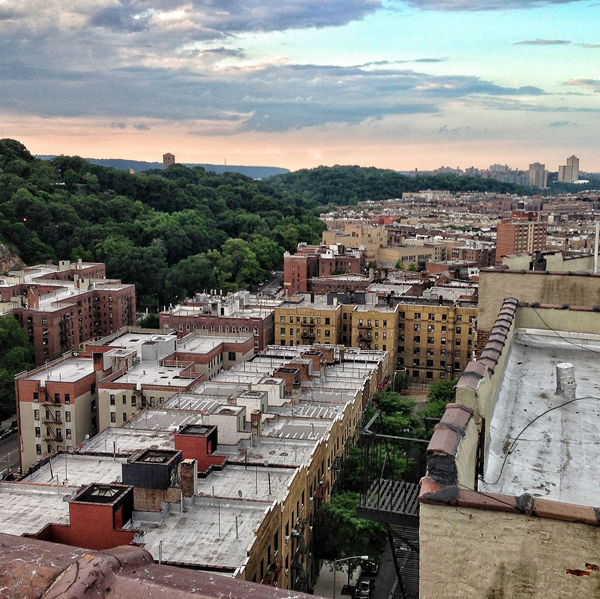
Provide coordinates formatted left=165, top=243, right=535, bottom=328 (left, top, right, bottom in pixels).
left=438, top=125, right=471, bottom=134
left=405, top=0, right=585, bottom=10
left=548, top=120, right=572, bottom=127
left=111, top=121, right=127, bottom=129
left=134, top=123, right=150, bottom=130
left=563, top=78, right=600, bottom=91
left=515, top=39, right=571, bottom=45
left=579, top=43, right=600, bottom=48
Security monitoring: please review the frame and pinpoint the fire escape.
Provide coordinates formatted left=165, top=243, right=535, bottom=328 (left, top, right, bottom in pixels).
left=41, top=390, right=62, bottom=454
left=357, top=411, right=431, bottom=599
left=291, top=518, right=310, bottom=593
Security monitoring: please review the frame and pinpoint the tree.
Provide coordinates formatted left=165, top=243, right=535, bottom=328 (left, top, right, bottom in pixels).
left=408, top=263, right=417, bottom=271
left=331, top=268, right=346, bottom=275
left=395, top=260, right=405, bottom=270
left=0, top=315, right=35, bottom=419
left=313, top=491, right=386, bottom=567
left=366, top=260, right=378, bottom=270
left=423, top=379, right=458, bottom=419
left=137, top=314, right=160, bottom=329
left=393, top=370, right=410, bottom=392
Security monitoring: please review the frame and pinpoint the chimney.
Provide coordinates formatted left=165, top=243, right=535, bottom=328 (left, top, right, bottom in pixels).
left=26, top=287, right=39, bottom=309
left=292, top=380, right=301, bottom=405
left=251, top=410, right=262, bottom=442
left=320, top=361, right=326, bottom=378
left=180, top=459, right=198, bottom=498
left=556, top=363, right=576, bottom=399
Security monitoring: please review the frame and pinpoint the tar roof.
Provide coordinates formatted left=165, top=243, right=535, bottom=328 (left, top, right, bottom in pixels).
left=481, top=329, right=600, bottom=507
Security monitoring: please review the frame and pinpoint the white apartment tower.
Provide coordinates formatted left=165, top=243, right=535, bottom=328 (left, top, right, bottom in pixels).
left=558, top=155, right=579, bottom=182
left=528, top=163, right=548, bottom=188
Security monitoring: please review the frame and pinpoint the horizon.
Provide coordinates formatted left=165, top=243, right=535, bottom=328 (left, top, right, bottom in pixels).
left=1, top=1, right=598, bottom=171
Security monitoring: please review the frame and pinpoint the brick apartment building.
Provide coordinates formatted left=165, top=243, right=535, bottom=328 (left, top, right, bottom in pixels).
left=283, top=243, right=365, bottom=295
left=1, top=260, right=135, bottom=365
left=495, top=211, right=547, bottom=265
left=159, top=290, right=277, bottom=351
left=275, top=292, right=477, bottom=383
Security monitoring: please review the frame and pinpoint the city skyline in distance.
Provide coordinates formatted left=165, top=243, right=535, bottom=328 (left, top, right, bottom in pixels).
left=1, top=0, right=599, bottom=171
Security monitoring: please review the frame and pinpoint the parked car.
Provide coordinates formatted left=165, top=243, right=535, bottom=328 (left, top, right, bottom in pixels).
left=353, top=579, right=372, bottom=599
left=360, top=559, right=379, bottom=576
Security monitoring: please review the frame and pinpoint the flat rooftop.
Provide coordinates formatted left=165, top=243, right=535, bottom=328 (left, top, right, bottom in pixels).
left=22, top=454, right=125, bottom=487
left=176, top=333, right=253, bottom=354
left=196, top=465, right=294, bottom=503
left=0, top=482, right=74, bottom=536
left=481, top=329, right=600, bottom=507
left=21, top=357, right=94, bottom=383
left=108, top=361, right=197, bottom=387
left=125, top=410, right=203, bottom=431
left=136, top=496, right=267, bottom=570
left=81, top=427, right=174, bottom=454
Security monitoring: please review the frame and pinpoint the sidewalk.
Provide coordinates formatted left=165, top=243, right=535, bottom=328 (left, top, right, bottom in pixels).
left=313, top=562, right=360, bottom=598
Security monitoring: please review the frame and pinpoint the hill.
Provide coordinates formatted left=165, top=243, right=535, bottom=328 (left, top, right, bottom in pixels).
left=37, top=156, right=289, bottom=179
left=265, top=165, right=534, bottom=205
left=0, top=139, right=322, bottom=306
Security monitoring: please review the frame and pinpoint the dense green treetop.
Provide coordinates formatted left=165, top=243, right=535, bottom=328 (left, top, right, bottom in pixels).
left=265, top=165, right=534, bottom=205
left=0, top=314, right=35, bottom=419
left=0, top=140, right=325, bottom=305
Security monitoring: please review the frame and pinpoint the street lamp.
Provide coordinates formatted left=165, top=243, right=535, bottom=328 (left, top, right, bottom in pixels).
left=332, top=555, right=368, bottom=599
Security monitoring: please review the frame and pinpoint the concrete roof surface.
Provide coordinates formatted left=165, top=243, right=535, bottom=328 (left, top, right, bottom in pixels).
left=481, top=330, right=600, bottom=506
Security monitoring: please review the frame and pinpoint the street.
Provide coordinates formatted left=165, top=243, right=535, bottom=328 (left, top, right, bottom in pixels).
left=0, top=432, right=19, bottom=476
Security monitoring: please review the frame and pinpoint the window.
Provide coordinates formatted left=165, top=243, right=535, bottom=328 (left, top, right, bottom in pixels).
left=110, top=394, right=116, bottom=405
left=442, top=314, right=447, bottom=321
left=35, top=427, right=40, bottom=437
left=455, top=339, right=461, bottom=346
left=33, top=392, right=39, bottom=402
left=383, top=332, right=387, bottom=340
left=66, top=429, right=72, bottom=440
left=414, top=336, right=420, bottom=343
left=229, top=352, right=236, bottom=361
left=441, top=325, right=447, bottom=333
left=64, top=394, right=70, bottom=404
left=412, top=370, right=419, bottom=378
left=289, top=328, right=294, bottom=336
left=426, top=371, right=433, bottom=379
left=427, top=360, right=434, bottom=367
left=414, top=324, right=420, bottom=332
left=456, top=327, right=462, bottom=335
left=456, top=315, right=462, bottom=322
left=325, top=330, right=331, bottom=338
left=280, top=315, right=286, bottom=323
left=110, top=412, right=116, bottom=423
left=427, top=348, right=434, bottom=356
left=65, top=411, right=71, bottom=422
left=428, top=313, right=435, bottom=321
left=325, top=318, right=330, bottom=325
left=123, top=413, right=128, bottom=423
left=399, top=334, right=405, bottom=342
left=441, top=337, right=446, bottom=345
left=440, top=372, right=446, bottom=379
left=414, top=312, right=421, bottom=320
left=455, top=362, right=461, bottom=370
left=122, top=395, right=127, bottom=404
left=427, top=337, right=434, bottom=344
left=413, top=347, right=420, bottom=355
left=54, top=393, right=60, bottom=404
left=428, top=324, right=435, bottom=333
left=280, top=327, right=286, bottom=335
left=455, top=350, right=461, bottom=357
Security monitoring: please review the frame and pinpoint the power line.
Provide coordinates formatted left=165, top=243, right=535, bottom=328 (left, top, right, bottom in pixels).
left=532, top=307, right=600, bottom=355
left=482, top=395, right=600, bottom=486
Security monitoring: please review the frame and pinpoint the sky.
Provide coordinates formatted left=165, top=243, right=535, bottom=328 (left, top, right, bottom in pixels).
left=0, top=0, right=599, bottom=171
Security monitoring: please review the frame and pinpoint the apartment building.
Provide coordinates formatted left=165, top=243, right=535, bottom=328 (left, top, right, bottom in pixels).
left=322, top=223, right=387, bottom=259
left=0, top=260, right=135, bottom=365
left=15, top=352, right=108, bottom=471
left=159, top=290, right=278, bottom=351
left=8, top=343, right=388, bottom=595
left=396, top=300, right=477, bottom=383
left=495, top=211, right=547, bottom=265
left=283, top=243, right=365, bottom=295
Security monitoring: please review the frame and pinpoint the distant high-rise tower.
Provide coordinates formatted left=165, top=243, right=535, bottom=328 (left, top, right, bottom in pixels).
left=528, top=163, right=548, bottom=188
left=558, top=155, right=579, bottom=182
left=163, top=153, right=175, bottom=169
